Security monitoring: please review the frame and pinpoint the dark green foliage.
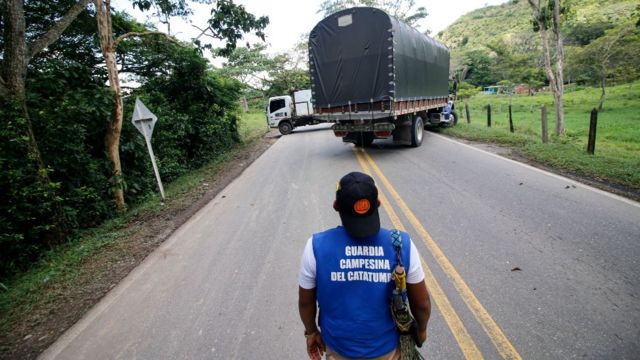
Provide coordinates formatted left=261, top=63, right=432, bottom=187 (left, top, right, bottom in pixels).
left=0, top=100, right=65, bottom=275
left=464, top=50, right=499, bottom=87
left=0, top=10, right=243, bottom=279
left=129, top=46, right=242, bottom=182
left=265, top=67, right=310, bottom=98
left=565, top=20, right=614, bottom=46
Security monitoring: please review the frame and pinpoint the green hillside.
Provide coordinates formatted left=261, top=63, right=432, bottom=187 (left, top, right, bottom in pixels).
left=436, top=0, right=640, bottom=88
left=437, top=1, right=531, bottom=51
left=438, top=0, right=637, bottom=50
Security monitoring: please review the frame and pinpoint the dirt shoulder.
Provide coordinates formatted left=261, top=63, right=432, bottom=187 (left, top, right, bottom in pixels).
left=0, top=131, right=279, bottom=360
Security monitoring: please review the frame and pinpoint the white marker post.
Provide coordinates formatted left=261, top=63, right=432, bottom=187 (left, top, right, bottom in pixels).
left=131, top=98, right=165, bottom=200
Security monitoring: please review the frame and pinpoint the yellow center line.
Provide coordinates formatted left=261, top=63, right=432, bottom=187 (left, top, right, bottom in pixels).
left=359, top=149, right=523, bottom=360
left=354, top=149, right=483, bottom=360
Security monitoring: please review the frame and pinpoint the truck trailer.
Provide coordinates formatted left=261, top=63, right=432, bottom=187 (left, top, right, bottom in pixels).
left=308, top=7, right=456, bottom=147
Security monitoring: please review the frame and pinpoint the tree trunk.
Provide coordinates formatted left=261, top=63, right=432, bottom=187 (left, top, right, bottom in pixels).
left=2, top=0, right=69, bottom=241
left=551, top=0, right=565, bottom=135
left=96, top=0, right=126, bottom=212
left=3, top=0, right=28, bottom=99
left=104, top=52, right=126, bottom=211
left=529, top=0, right=565, bottom=136
left=598, top=72, right=606, bottom=111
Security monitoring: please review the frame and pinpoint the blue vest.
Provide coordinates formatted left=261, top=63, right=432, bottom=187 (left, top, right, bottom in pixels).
left=312, top=226, right=411, bottom=358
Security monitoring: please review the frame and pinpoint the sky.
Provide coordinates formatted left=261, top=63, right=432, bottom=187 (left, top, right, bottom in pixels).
left=114, top=0, right=510, bottom=56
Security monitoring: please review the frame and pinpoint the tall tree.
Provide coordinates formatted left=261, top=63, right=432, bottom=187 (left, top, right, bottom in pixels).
left=219, top=43, right=273, bottom=90
left=95, top=0, right=176, bottom=212
left=96, top=0, right=268, bottom=211
left=1, top=0, right=92, bottom=240
left=528, top=0, right=566, bottom=135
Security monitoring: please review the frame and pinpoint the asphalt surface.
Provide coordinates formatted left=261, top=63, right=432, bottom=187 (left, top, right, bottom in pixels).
left=40, top=124, right=640, bottom=359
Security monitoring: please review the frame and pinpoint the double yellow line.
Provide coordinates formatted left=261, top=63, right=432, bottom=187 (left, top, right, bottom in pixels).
left=353, top=148, right=522, bottom=360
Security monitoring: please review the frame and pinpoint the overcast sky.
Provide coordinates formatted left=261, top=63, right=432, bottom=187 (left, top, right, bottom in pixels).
left=114, top=0, right=509, bottom=55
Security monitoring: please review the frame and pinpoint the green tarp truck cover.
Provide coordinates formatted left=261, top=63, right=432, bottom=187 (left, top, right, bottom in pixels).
left=309, top=7, right=450, bottom=108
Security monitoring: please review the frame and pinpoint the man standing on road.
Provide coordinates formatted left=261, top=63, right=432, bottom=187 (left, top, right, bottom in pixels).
left=298, top=172, right=431, bottom=359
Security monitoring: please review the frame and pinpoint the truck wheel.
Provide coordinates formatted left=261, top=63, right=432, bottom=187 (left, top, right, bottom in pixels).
left=451, top=111, right=459, bottom=126
left=411, top=115, right=424, bottom=147
left=278, top=121, right=293, bottom=135
left=354, top=132, right=374, bottom=147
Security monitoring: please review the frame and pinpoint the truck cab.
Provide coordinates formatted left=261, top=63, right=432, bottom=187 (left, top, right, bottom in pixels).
left=266, top=96, right=291, bottom=129
left=266, top=89, right=317, bottom=135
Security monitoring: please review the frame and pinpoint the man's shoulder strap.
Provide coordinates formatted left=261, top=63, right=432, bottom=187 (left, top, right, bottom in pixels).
left=390, top=229, right=404, bottom=267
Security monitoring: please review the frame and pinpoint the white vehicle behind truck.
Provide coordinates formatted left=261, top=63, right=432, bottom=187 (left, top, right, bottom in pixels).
left=266, top=89, right=325, bottom=135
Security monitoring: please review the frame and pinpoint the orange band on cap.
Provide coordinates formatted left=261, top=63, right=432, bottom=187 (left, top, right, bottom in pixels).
left=354, top=199, right=371, bottom=214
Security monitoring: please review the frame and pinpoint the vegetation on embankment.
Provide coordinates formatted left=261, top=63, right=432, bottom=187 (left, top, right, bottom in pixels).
left=0, top=1, right=270, bottom=284
left=0, top=111, right=269, bottom=359
left=438, top=0, right=640, bottom=89
left=443, top=82, right=640, bottom=190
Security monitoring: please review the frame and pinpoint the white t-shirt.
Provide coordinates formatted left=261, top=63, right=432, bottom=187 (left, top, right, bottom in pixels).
left=298, top=236, right=425, bottom=289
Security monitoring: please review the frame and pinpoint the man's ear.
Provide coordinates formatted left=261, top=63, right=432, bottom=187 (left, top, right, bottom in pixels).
left=377, top=199, right=381, bottom=208
left=333, top=200, right=339, bottom=212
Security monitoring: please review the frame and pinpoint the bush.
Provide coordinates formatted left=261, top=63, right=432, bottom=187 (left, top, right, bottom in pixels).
left=0, top=47, right=242, bottom=279
left=457, top=81, right=482, bottom=99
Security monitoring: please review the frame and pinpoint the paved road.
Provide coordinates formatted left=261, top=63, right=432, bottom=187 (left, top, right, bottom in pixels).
left=41, top=125, right=640, bottom=359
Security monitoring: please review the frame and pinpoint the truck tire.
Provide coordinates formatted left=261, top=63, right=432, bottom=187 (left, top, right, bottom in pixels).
left=354, top=132, right=374, bottom=147
left=278, top=121, right=293, bottom=135
left=411, top=115, right=424, bottom=147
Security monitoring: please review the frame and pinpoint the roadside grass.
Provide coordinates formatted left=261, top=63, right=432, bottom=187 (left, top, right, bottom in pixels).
left=238, top=110, right=268, bottom=143
left=444, top=81, right=640, bottom=189
left=0, top=111, right=269, bottom=349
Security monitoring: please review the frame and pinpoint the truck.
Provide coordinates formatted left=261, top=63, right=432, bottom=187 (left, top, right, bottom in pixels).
left=266, top=89, right=325, bottom=135
left=310, top=7, right=456, bottom=147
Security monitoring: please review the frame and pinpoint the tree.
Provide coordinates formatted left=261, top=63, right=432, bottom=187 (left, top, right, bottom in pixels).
left=483, top=39, right=545, bottom=92
left=190, top=0, right=269, bottom=56
left=455, top=81, right=480, bottom=100
left=568, top=24, right=640, bottom=110
left=564, top=20, right=613, bottom=46
left=461, top=49, right=498, bottom=87
left=1, top=0, right=93, bottom=241
left=219, top=43, right=274, bottom=90
left=318, top=0, right=428, bottom=27
left=221, top=36, right=310, bottom=97
left=528, top=0, right=567, bottom=135
left=265, top=55, right=309, bottom=97
left=95, top=0, right=268, bottom=211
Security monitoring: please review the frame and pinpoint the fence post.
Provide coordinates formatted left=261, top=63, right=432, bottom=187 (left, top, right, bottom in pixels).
left=508, top=104, right=514, bottom=133
left=465, top=103, right=471, bottom=124
left=587, top=108, right=598, bottom=154
left=541, top=105, right=548, bottom=144
left=487, top=104, right=492, bottom=127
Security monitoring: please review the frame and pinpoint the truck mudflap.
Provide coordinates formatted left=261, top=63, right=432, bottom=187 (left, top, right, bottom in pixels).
left=332, top=122, right=395, bottom=134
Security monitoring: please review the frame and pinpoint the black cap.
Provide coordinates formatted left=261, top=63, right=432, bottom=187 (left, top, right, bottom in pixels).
left=336, top=172, right=380, bottom=238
